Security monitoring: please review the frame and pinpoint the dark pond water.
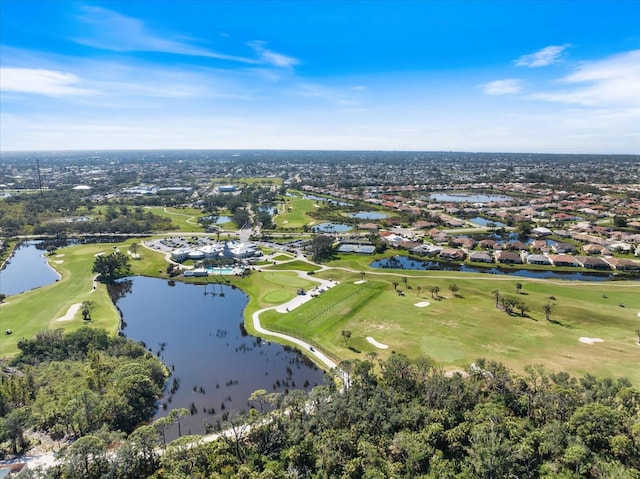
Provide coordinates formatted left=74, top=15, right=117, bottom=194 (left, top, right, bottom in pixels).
left=257, top=205, right=278, bottom=215
left=370, top=255, right=617, bottom=281
left=112, top=276, right=325, bottom=439
left=304, top=194, right=353, bottom=206
left=0, top=241, right=60, bottom=296
left=312, top=222, right=353, bottom=233
left=469, top=217, right=506, bottom=227
left=429, top=192, right=512, bottom=203
left=347, top=211, right=388, bottom=220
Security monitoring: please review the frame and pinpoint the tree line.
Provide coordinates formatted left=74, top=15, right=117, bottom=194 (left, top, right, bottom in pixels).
left=6, top=351, right=638, bottom=478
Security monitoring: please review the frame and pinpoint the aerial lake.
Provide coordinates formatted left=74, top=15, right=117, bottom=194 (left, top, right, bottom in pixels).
left=112, top=276, right=325, bottom=439
left=0, top=241, right=60, bottom=296
left=347, top=211, right=388, bottom=220
left=312, top=222, right=353, bottom=233
left=370, top=255, right=617, bottom=281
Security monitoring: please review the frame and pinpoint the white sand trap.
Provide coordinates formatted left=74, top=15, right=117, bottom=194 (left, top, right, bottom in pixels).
left=637, top=312, right=640, bottom=318
left=94, top=252, right=104, bottom=256
left=354, top=280, right=367, bottom=284
left=56, top=303, right=81, bottom=322
left=579, top=337, right=604, bottom=344
left=53, top=260, right=64, bottom=264
left=55, top=254, right=65, bottom=257
left=414, top=301, right=430, bottom=308
left=366, top=337, right=389, bottom=349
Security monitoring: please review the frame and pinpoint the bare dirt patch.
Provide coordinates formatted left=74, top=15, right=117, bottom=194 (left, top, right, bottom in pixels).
left=366, top=337, right=389, bottom=349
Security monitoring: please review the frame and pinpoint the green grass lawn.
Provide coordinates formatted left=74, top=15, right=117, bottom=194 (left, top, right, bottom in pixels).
left=274, top=193, right=318, bottom=229
left=3, top=238, right=639, bottom=386
left=269, top=268, right=640, bottom=384
left=144, top=206, right=212, bottom=232
left=262, top=260, right=322, bottom=273
left=0, top=240, right=172, bottom=356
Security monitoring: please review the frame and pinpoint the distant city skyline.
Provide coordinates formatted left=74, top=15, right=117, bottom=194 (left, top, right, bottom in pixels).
left=1, top=1, right=638, bottom=154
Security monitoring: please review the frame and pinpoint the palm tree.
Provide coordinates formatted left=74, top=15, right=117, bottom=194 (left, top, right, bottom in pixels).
left=341, top=330, right=352, bottom=348
left=430, top=286, right=440, bottom=299
left=416, top=285, right=422, bottom=297
left=81, top=301, right=95, bottom=321
left=449, top=283, right=459, bottom=297
left=516, top=282, right=523, bottom=294
left=543, top=301, right=553, bottom=321
left=402, top=276, right=408, bottom=288
left=492, top=289, right=501, bottom=308
left=517, top=301, right=529, bottom=317
left=360, top=271, right=365, bottom=281
left=392, top=281, right=399, bottom=291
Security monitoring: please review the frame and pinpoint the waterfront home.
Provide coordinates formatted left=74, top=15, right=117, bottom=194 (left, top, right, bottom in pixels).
left=574, top=256, right=611, bottom=270
left=495, top=250, right=523, bottom=264
left=439, top=248, right=466, bottom=261
left=526, top=254, right=551, bottom=266
left=468, top=251, right=494, bottom=263
left=604, top=257, right=640, bottom=271
left=548, top=254, right=580, bottom=267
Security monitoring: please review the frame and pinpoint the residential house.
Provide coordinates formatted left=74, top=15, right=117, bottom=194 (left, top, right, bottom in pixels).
left=495, top=250, right=523, bottom=264
left=439, top=248, right=466, bottom=261
left=574, top=256, right=611, bottom=270
left=552, top=242, right=577, bottom=254
left=604, top=257, right=640, bottom=271
left=468, top=251, right=494, bottom=263
left=548, top=254, right=580, bottom=267
left=526, top=254, right=551, bottom=266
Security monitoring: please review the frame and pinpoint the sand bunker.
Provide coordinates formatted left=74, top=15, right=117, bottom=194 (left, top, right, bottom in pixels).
left=55, top=254, right=65, bottom=257
left=354, top=280, right=367, bottom=284
left=366, top=337, right=389, bottom=349
left=414, top=301, right=430, bottom=308
left=53, top=260, right=64, bottom=264
left=579, top=337, right=604, bottom=345
left=56, top=303, right=81, bottom=322
left=637, top=312, right=640, bottom=318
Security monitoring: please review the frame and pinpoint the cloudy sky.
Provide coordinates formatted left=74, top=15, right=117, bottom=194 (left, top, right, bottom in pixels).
left=1, top=1, right=638, bottom=153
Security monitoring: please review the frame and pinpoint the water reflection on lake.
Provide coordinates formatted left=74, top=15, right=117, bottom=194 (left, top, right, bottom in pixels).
left=371, top=255, right=616, bottom=281
left=312, top=222, right=353, bottom=233
left=113, top=276, right=325, bottom=439
left=347, top=211, right=388, bottom=220
left=0, top=241, right=60, bottom=296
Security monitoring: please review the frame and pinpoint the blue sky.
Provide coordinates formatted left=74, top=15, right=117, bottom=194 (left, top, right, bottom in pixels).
left=1, top=1, right=638, bottom=153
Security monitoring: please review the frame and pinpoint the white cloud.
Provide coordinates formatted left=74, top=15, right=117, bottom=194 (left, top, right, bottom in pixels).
left=0, top=67, right=95, bottom=96
left=515, top=44, right=571, bottom=67
left=247, top=41, right=299, bottom=68
left=480, top=78, right=523, bottom=95
left=531, top=49, right=640, bottom=107
left=76, top=6, right=255, bottom=63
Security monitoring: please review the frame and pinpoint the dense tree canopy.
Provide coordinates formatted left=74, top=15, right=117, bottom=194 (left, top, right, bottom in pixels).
left=92, top=251, right=132, bottom=283
left=11, top=354, right=639, bottom=478
left=0, top=328, right=168, bottom=457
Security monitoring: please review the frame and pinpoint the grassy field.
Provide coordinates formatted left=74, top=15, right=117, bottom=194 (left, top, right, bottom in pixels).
left=0, top=240, right=170, bottom=356
left=258, top=266, right=640, bottom=384
left=274, top=193, right=318, bottom=229
left=2, top=239, right=639, bottom=386
left=143, top=206, right=208, bottom=232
